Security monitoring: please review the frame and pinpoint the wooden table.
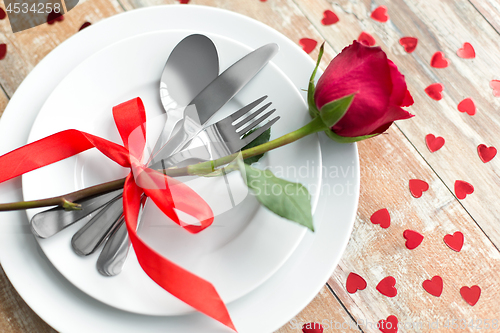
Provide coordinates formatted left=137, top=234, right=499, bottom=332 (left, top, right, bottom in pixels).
left=1, top=0, right=500, bottom=331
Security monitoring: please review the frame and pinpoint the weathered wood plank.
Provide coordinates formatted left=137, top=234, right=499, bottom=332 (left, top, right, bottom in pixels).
left=468, top=0, right=500, bottom=35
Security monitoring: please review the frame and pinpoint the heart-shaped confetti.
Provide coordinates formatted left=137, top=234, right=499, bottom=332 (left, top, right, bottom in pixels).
left=460, top=285, right=481, bottom=306
left=79, top=22, right=91, bottom=31
left=455, top=180, right=473, bottom=199
left=321, top=10, right=339, bottom=25
left=179, top=0, right=190, bottom=3
left=457, top=42, right=475, bottom=59
left=425, top=83, right=444, bottom=101
left=430, top=51, right=450, bottom=68
left=358, top=32, right=376, bottom=46
left=0, top=44, right=6, bottom=61
left=490, top=80, right=500, bottom=97
left=457, top=98, right=476, bottom=116
left=47, top=11, right=64, bottom=25
left=299, top=38, right=318, bottom=54
left=422, top=276, right=443, bottom=297
left=399, top=37, right=418, bottom=53
left=379, top=315, right=398, bottom=333
left=370, top=208, right=390, bottom=228
left=370, top=6, right=389, bottom=22
left=0, top=8, right=6, bottom=20
left=425, top=134, right=445, bottom=152
left=376, top=276, right=397, bottom=297
left=302, top=322, right=323, bottom=333
left=346, top=272, right=367, bottom=294
left=402, top=90, right=414, bottom=106
left=409, top=179, right=429, bottom=198
left=477, top=144, right=497, bottom=163
left=403, top=230, right=424, bottom=250
left=444, top=231, right=464, bottom=252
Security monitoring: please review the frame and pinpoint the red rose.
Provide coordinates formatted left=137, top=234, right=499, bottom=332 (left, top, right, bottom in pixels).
left=314, top=41, right=414, bottom=138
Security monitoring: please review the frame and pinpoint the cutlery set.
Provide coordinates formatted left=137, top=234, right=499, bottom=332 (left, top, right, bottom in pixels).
left=30, top=34, right=280, bottom=276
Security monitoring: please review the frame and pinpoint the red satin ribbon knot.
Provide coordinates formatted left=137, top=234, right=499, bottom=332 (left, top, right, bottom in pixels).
left=0, top=97, right=236, bottom=331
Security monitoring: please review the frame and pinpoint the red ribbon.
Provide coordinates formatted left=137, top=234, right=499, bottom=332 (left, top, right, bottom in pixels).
left=0, top=98, right=236, bottom=331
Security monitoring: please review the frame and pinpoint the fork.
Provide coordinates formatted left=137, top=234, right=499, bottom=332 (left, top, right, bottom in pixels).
left=69, top=96, right=278, bottom=275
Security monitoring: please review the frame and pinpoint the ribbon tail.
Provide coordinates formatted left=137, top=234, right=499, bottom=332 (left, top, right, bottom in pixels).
left=123, top=174, right=236, bottom=332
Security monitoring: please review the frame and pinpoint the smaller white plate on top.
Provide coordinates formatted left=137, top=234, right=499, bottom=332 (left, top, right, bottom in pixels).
left=22, top=30, right=322, bottom=316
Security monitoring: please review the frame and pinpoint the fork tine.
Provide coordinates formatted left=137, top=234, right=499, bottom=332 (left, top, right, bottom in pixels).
left=234, top=102, right=272, bottom=127
left=237, top=109, right=276, bottom=135
left=230, top=96, right=268, bottom=122
left=241, top=117, right=280, bottom=146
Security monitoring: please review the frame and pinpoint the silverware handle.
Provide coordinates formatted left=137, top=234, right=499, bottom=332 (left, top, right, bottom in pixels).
left=96, top=219, right=129, bottom=276
left=148, top=109, right=184, bottom=164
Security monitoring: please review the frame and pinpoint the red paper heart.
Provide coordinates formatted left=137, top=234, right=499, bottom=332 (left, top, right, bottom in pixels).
left=444, top=231, right=464, bottom=252
left=358, top=32, right=376, bottom=46
left=376, top=276, right=397, bottom=297
left=179, top=0, right=190, bottom=3
left=457, top=42, right=475, bottom=59
left=302, top=322, right=323, bottom=333
left=399, top=37, right=418, bottom=53
left=422, top=276, right=443, bottom=297
left=460, top=285, right=481, bottom=306
left=346, top=272, right=367, bottom=294
left=403, top=230, right=424, bottom=250
left=321, top=10, right=339, bottom=25
left=477, top=144, right=497, bottom=163
left=430, top=51, right=450, bottom=68
left=457, top=98, right=476, bottom=116
left=299, top=38, right=318, bottom=54
left=409, top=179, right=429, bottom=198
left=47, top=11, right=64, bottom=25
left=455, top=180, right=473, bottom=199
left=370, top=208, right=390, bottom=228
left=425, top=134, right=445, bottom=152
left=0, top=8, right=6, bottom=20
left=371, top=6, right=389, bottom=22
left=0, top=44, right=6, bottom=61
left=79, top=22, right=92, bottom=31
left=425, top=83, right=444, bottom=101
left=379, top=315, right=398, bottom=333
left=490, top=80, right=500, bottom=97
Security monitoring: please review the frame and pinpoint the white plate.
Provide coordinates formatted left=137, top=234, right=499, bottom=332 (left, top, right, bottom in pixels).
left=0, top=5, right=359, bottom=332
left=22, top=29, right=321, bottom=316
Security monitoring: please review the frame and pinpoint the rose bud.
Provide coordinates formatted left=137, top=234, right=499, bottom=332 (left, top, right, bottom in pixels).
left=308, top=41, right=414, bottom=142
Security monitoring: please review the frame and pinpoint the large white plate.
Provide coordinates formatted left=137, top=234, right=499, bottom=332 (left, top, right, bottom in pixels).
left=0, top=5, right=359, bottom=333
left=22, top=29, right=321, bottom=316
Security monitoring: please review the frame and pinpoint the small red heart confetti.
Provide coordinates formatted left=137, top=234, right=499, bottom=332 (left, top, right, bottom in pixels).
left=0, top=8, right=6, bottom=20
left=409, top=179, right=429, bottom=198
left=299, top=38, right=318, bottom=54
left=47, top=11, right=64, bottom=25
left=370, top=6, right=389, bottom=22
left=378, top=315, right=398, bottom=333
left=370, top=208, right=390, bottom=228
left=0, top=44, right=6, bottom=60
left=457, top=42, right=475, bottom=59
left=477, top=144, right=497, bottom=163
left=399, top=37, right=418, bottom=53
left=455, top=180, right=473, bottom=199
left=260, top=0, right=268, bottom=2
left=460, top=285, right=481, bottom=306
left=490, top=80, right=500, bottom=97
left=422, top=276, right=443, bottom=297
left=430, top=51, right=450, bottom=68
left=302, top=322, right=323, bottom=333
left=425, top=134, right=445, bottom=152
left=444, top=231, right=464, bottom=252
left=402, top=89, right=414, bottom=107
left=321, top=10, right=339, bottom=25
left=79, top=22, right=91, bottom=31
left=425, top=83, right=444, bottom=101
left=376, top=276, right=397, bottom=297
left=346, top=272, right=367, bottom=294
left=403, top=230, right=424, bottom=250
left=457, top=97, right=476, bottom=116
left=358, top=32, right=376, bottom=46
left=179, top=0, right=190, bottom=3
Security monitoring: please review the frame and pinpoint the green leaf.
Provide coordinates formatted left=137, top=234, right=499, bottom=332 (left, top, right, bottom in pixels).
left=238, top=159, right=314, bottom=231
left=323, top=130, right=378, bottom=143
left=241, top=127, right=271, bottom=165
left=307, top=42, right=325, bottom=119
left=319, top=94, right=355, bottom=128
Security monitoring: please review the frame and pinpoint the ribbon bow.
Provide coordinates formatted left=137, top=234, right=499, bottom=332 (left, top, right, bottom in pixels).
left=0, top=98, right=236, bottom=331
